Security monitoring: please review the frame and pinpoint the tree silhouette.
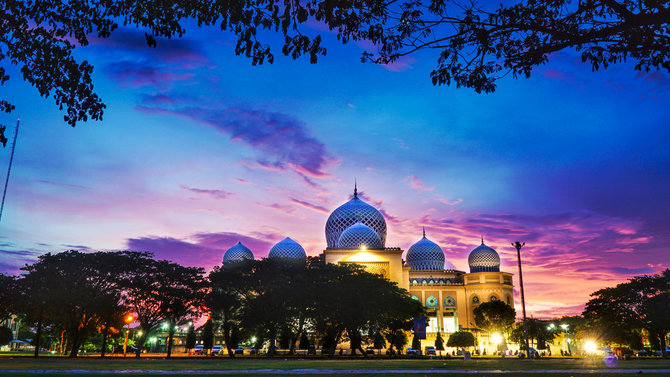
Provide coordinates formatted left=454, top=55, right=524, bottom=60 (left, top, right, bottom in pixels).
left=584, top=269, right=670, bottom=358
left=185, top=325, right=196, bottom=356
left=0, top=274, right=15, bottom=321
left=434, top=331, right=444, bottom=356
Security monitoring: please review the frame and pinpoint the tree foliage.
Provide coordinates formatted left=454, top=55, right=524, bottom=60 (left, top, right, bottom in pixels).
left=205, top=257, right=422, bottom=358
left=0, top=274, right=16, bottom=321
left=473, top=301, right=516, bottom=335
left=3, top=0, right=669, bottom=144
left=0, top=326, right=12, bottom=345
left=446, top=331, right=475, bottom=349
left=583, top=269, right=670, bottom=357
left=435, top=331, right=445, bottom=353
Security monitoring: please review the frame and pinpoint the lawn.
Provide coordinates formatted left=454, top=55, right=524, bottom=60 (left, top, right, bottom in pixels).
left=1, top=357, right=669, bottom=376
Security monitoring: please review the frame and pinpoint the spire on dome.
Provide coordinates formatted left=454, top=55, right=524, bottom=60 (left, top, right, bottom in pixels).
left=481, top=235, right=484, bottom=244
left=354, top=179, right=358, bottom=198
left=422, top=227, right=426, bottom=238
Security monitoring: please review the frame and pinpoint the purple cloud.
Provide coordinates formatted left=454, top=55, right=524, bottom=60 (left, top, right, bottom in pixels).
left=105, top=61, right=195, bottom=89
left=139, top=99, right=336, bottom=177
left=90, top=28, right=209, bottom=64
left=126, top=231, right=277, bottom=269
left=180, top=185, right=235, bottom=200
left=289, top=198, right=329, bottom=214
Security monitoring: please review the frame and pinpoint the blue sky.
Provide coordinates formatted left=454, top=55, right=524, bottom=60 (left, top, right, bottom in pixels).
left=1, top=22, right=668, bottom=318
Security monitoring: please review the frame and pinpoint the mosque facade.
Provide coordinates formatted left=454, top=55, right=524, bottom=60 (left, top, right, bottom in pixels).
left=223, top=186, right=515, bottom=352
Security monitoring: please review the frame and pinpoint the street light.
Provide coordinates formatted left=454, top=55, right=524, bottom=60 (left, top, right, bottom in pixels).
left=123, top=314, right=135, bottom=357
left=512, top=241, right=530, bottom=358
left=560, top=324, right=568, bottom=331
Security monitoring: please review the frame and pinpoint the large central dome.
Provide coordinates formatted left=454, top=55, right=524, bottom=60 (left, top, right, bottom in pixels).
left=325, top=186, right=387, bottom=249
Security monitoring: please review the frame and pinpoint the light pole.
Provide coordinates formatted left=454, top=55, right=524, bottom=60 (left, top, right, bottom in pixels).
left=512, top=241, right=530, bottom=357
left=123, top=315, right=134, bottom=357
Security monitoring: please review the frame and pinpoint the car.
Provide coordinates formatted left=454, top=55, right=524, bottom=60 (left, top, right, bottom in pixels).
left=113, top=344, right=138, bottom=354
left=406, top=348, right=418, bottom=355
left=424, top=346, right=436, bottom=355
left=211, top=345, right=223, bottom=355
left=519, top=347, right=540, bottom=359
left=234, top=346, right=244, bottom=355
left=193, top=345, right=205, bottom=355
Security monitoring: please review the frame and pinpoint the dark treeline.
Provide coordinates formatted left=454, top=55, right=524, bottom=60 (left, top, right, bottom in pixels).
left=583, top=269, right=670, bottom=358
left=0, top=251, right=422, bottom=358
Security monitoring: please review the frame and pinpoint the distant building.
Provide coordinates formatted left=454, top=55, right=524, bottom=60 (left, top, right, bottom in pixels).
left=223, top=186, right=515, bottom=354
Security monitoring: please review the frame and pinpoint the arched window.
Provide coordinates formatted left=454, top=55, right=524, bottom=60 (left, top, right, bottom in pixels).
left=506, top=296, right=511, bottom=305
left=426, top=296, right=438, bottom=307
left=429, top=280, right=434, bottom=285
left=422, top=280, right=428, bottom=286
left=444, top=296, right=456, bottom=307
left=412, top=279, right=418, bottom=285
left=472, top=296, right=480, bottom=304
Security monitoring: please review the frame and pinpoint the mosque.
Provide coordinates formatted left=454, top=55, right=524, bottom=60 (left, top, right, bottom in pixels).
left=223, top=186, right=515, bottom=353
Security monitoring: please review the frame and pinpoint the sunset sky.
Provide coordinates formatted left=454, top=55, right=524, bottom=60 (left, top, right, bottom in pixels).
left=1, top=21, right=668, bottom=319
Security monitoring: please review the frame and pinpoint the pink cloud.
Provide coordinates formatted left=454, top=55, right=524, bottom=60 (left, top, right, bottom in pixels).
left=404, top=175, right=434, bottom=192
left=290, top=198, right=330, bottom=214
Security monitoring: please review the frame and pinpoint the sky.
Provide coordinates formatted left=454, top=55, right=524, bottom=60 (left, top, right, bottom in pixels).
left=1, top=20, right=669, bottom=319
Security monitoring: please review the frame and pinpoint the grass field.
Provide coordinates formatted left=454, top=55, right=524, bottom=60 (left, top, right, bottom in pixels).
left=1, top=357, right=669, bottom=376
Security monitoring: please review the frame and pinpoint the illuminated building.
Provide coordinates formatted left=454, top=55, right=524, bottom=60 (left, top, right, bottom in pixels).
left=223, top=185, right=515, bottom=353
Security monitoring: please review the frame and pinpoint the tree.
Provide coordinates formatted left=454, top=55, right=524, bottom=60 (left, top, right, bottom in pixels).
left=0, top=274, right=16, bottom=321
left=373, top=331, right=386, bottom=355
left=185, top=325, right=196, bottom=356
left=299, top=332, right=310, bottom=350
left=120, top=254, right=206, bottom=358
left=435, top=331, right=445, bottom=356
left=583, top=269, right=670, bottom=358
left=0, top=326, right=12, bottom=346
left=447, top=331, right=475, bottom=353
left=6, top=0, right=669, bottom=144
left=208, top=261, right=250, bottom=357
left=17, top=251, right=136, bottom=358
left=385, top=328, right=408, bottom=355
left=474, top=301, right=516, bottom=335
left=201, top=319, right=214, bottom=354
left=411, top=333, right=421, bottom=352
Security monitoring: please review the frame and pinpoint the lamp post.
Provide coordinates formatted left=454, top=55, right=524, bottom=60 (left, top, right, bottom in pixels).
left=512, top=241, right=530, bottom=357
left=123, top=315, right=134, bottom=357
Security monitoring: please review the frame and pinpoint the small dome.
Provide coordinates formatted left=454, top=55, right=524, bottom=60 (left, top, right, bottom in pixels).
left=223, top=242, right=254, bottom=263
left=468, top=241, right=501, bottom=272
left=325, top=186, right=386, bottom=249
left=337, top=222, right=383, bottom=250
left=268, top=237, right=306, bottom=260
left=406, top=229, right=451, bottom=270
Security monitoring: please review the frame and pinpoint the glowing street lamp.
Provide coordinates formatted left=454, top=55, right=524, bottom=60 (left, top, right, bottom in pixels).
left=584, top=340, right=598, bottom=354
left=123, top=314, right=135, bottom=357
left=560, top=324, right=569, bottom=331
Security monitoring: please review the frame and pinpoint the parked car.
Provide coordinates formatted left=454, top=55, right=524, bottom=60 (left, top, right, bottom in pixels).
left=406, top=348, right=418, bottom=355
left=193, top=345, right=205, bottom=355
left=613, top=347, right=634, bottom=359
left=424, top=346, right=436, bottom=355
left=211, top=345, right=223, bottom=355
left=520, top=347, right=540, bottom=359
left=113, top=344, right=137, bottom=354
left=235, top=346, right=244, bottom=355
